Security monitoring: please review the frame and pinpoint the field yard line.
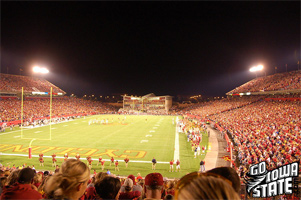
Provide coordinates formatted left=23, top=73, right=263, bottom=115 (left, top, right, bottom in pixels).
left=0, top=153, right=169, bottom=164
left=173, top=125, right=180, bottom=162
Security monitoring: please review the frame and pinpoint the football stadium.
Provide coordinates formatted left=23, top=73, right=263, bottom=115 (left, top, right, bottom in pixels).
left=1, top=1, right=300, bottom=200
left=1, top=71, right=300, bottom=199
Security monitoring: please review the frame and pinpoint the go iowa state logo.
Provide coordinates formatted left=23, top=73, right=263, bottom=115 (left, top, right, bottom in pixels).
left=244, top=161, right=299, bottom=198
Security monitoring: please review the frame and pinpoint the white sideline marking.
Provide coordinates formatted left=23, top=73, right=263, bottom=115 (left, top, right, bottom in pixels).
left=155, top=124, right=160, bottom=126
left=34, top=131, right=43, bottom=133
left=0, top=153, right=169, bottom=164
left=63, top=125, right=68, bottom=127
left=74, top=123, right=78, bottom=124
left=153, top=127, right=158, bottom=129
left=174, top=126, right=180, bottom=161
left=149, top=130, right=155, bottom=132
left=140, top=140, right=148, bottom=143
left=14, top=136, right=21, bottom=138
left=145, top=135, right=152, bottom=137
left=51, top=128, right=56, bottom=129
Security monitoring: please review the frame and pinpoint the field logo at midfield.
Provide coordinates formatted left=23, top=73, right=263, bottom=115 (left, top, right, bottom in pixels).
left=0, top=144, right=146, bottom=158
left=244, top=161, right=299, bottom=198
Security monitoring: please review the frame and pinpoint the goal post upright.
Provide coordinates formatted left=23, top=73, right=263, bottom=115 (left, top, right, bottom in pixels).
left=21, top=87, right=24, bottom=139
left=50, top=87, right=52, bottom=140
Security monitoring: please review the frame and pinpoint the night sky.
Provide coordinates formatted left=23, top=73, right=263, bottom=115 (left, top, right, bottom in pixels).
left=1, top=1, right=300, bottom=97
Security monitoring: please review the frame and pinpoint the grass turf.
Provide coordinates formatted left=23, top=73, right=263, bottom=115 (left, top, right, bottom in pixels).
left=0, top=115, right=208, bottom=178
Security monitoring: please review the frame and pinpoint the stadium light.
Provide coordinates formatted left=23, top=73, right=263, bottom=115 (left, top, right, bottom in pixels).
left=250, top=65, right=264, bottom=78
left=33, top=66, right=49, bottom=74
left=250, top=65, right=263, bottom=72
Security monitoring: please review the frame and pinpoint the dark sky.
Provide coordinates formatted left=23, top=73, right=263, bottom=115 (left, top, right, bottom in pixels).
left=1, top=1, right=300, bottom=97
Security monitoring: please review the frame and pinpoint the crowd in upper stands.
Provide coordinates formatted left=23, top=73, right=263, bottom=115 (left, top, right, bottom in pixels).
left=209, top=100, right=300, bottom=173
left=228, top=70, right=301, bottom=94
left=0, top=97, right=116, bottom=124
left=181, top=96, right=261, bottom=117
left=0, top=73, right=65, bottom=94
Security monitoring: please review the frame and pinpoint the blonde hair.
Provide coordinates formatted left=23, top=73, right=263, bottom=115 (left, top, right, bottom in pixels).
left=6, top=169, right=20, bottom=186
left=95, top=171, right=108, bottom=183
left=38, top=175, right=50, bottom=194
left=176, top=176, right=240, bottom=200
left=44, top=159, right=90, bottom=199
left=33, top=173, right=43, bottom=184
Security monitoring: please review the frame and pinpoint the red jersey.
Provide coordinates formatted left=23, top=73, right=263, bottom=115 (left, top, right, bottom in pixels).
left=124, top=158, right=129, bottom=163
left=111, top=157, right=114, bottom=162
left=39, top=154, right=43, bottom=157
left=88, top=159, right=93, bottom=165
left=115, top=161, right=118, bottom=166
left=101, top=160, right=105, bottom=165
left=76, top=155, right=80, bottom=160
left=39, top=157, right=44, bottom=162
left=170, top=161, right=174, bottom=165
left=99, top=157, right=102, bottom=162
left=176, top=160, right=180, bottom=165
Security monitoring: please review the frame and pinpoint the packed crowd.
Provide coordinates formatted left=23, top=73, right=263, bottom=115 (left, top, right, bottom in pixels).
left=181, top=96, right=261, bottom=117
left=227, top=70, right=301, bottom=94
left=207, top=99, right=301, bottom=175
left=0, top=159, right=243, bottom=200
left=0, top=97, right=116, bottom=124
left=0, top=73, right=65, bottom=94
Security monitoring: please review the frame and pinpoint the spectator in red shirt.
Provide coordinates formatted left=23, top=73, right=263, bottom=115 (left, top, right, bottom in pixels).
left=119, top=178, right=141, bottom=200
left=0, top=167, right=43, bottom=200
left=121, top=175, right=143, bottom=193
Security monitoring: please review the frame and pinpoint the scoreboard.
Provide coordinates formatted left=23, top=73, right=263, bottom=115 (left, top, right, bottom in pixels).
left=123, top=93, right=172, bottom=112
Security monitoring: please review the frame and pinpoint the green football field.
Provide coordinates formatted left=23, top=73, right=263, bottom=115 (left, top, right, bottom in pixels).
left=0, top=115, right=208, bottom=178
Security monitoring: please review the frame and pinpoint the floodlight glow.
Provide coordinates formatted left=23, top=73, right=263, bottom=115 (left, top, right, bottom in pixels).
left=257, top=65, right=263, bottom=70
left=33, top=66, right=49, bottom=74
left=33, top=66, right=40, bottom=73
left=250, top=65, right=264, bottom=72
left=40, top=67, right=49, bottom=74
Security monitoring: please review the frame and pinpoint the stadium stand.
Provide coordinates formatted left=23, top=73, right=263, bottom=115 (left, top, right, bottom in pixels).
left=0, top=73, right=66, bottom=94
left=0, top=97, right=116, bottom=126
left=227, top=70, right=301, bottom=94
